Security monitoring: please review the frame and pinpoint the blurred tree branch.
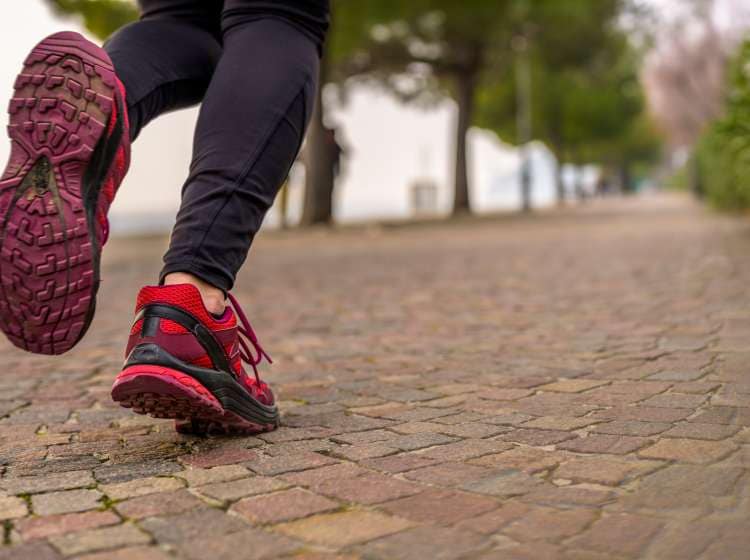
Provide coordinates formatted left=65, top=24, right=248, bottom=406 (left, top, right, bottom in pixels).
left=44, top=0, right=138, bottom=40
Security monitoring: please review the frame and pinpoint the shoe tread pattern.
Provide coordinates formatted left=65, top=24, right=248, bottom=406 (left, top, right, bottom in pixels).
left=0, top=32, right=116, bottom=354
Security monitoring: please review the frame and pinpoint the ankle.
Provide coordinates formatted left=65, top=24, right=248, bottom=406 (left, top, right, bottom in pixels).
left=163, top=272, right=226, bottom=315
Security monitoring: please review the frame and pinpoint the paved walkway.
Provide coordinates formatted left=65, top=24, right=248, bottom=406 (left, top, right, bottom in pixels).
left=0, top=193, right=747, bottom=560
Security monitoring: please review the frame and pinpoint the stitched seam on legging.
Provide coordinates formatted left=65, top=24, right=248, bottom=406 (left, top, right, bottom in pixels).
left=127, top=77, right=212, bottom=116
left=181, top=83, right=310, bottom=275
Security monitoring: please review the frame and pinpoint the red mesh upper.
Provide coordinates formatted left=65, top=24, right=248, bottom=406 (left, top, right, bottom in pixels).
left=136, top=284, right=237, bottom=331
left=160, top=319, right=188, bottom=334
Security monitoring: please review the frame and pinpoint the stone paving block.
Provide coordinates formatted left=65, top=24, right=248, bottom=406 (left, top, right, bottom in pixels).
left=0, top=542, right=61, bottom=560
left=389, top=432, right=457, bottom=451
left=178, top=527, right=301, bottom=560
left=93, top=460, right=182, bottom=484
left=640, top=393, right=708, bottom=409
left=589, top=406, right=691, bottom=423
left=521, top=416, right=600, bottom=431
left=498, top=428, right=577, bottom=446
left=139, top=507, right=247, bottom=543
left=418, top=439, right=512, bottom=461
left=539, top=379, right=609, bottom=393
left=258, top=426, right=337, bottom=443
left=502, top=506, right=597, bottom=542
left=101, top=476, right=183, bottom=501
left=50, top=523, right=151, bottom=556
left=480, top=388, right=535, bottom=401
left=402, top=461, right=496, bottom=487
left=275, top=510, right=413, bottom=548
left=180, top=446, right=260, bottom=469
left=280, top=462, right=369, bottom=487
left=314, top=472, right=424, bottom=504
left=635, top=464, right=745, bottom=498
left=115, top=489, right=202, bottom=519
left=16, top=510, right=119, bottom=540
left=74, top=546, right=173, bottom=560
left=462, top=470, right=545, bottom=498
left=32, top=488, right=103, bottom=516
left=329, top=443, right=397, bottom=461
left=380, top=488, right=498, bottom=525
left=430, top=411, right=492, bottom=424
left=700, top=520, right=750, bottom=560
left=557, top=434, right=651, bottom=455
left=554, top=456, right=662, bottom=486
left=646, top=523, right=721, bottom=560
left=0, top=470, right=95, bottom=495
left=484, top=412, right=535, bottom=426
left=330, top=429, right=396, bottom=444
left=195, top=476, right=290, bottom=503
left=454, top=501, right=531, bottom=535
left=175, top=465, right=250, bottom=487
left=470, top=447, right=567, bottom=474
left=638, top=438, right=737, bottom=464
left=591, top=420, right=671, bottom=437
left=674, top=381, right=720, bottom=394
left=436, top=422, right=511, bottom=438
left=361, top=453, right=441, bottom=474
left=357, top=526, right=490, bottom=560
left=0, top=495, right=28, bottom=520
left=245, top=452, right=337, bottom=475
left=519, top=485, right=615, bottom=508
left=231, top=488, right=338, bottom=524
left=662, top=422, right=740, bottom=440
left=647, top=370, right=706, bottom=381
left=568, top=513, right=664, bottom=558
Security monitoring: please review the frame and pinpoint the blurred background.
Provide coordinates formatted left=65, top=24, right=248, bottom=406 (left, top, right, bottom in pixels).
left=2, top=0, right=750, bottom=235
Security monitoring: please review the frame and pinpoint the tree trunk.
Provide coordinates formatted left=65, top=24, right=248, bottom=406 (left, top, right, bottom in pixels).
left=689, top=154, right=704, bottom=199
left=300, top=41, right=334, bottom=226
left=619, top=161, right=633, bottom=195
left=551, top=139, right=565, bottom=206
left=452, top=71, right=476, bottom=215
left=554, top=157, right=565, bottom=205
left=575, top=160, right=586, bottom=202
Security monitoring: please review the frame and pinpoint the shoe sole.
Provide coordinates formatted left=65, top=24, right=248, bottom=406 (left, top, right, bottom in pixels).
left=111, top=365, right=280, bottom=436
left=0, top=32, right=121, bottom=354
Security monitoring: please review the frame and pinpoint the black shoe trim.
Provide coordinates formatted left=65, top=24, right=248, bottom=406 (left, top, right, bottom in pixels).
left=125, top=342, right=279, bottom=425
left=138, top=303, right=234, bottom=376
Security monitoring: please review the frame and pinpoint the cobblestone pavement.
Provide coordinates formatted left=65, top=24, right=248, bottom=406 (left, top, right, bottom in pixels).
left=0, top=193, right=748, bottom=560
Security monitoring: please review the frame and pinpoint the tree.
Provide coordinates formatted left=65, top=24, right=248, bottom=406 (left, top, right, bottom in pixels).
left=339, top=1, right=521, bottom=215
left=641, top=0, right=741, bottom=195
left=299, top=1, right=403, bottom=225
left=475, top=0, right=638, bottom=204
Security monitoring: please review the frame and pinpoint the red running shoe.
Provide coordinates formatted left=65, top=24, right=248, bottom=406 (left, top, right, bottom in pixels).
left=0, top=32, right=130, bottom=354
left=111, top=284, right=280, bottom=435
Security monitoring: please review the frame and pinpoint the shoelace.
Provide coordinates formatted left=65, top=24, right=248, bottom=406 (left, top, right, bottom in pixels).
left=227, top=293, right=273, bottom=383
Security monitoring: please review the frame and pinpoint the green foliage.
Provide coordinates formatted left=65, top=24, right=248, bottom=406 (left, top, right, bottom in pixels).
left=44, top=0, right=138, bottom=39
left=696, top=39, right=750, bottom=210
left=475, top=0, right=660, bottom=172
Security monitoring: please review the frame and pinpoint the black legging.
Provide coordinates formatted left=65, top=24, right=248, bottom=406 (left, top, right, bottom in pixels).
left=104, top=0, right=328, bottom=291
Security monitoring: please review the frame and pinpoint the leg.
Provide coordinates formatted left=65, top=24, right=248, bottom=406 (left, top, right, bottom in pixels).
left=111, top=2, right=328, bottom=434
left=161, top=5, right=324, bottom=302
left=104, top=0, right=224, bottom=140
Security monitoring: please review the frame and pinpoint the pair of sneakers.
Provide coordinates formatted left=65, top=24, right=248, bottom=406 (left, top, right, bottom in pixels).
left=0, top=32, right=278, bottom=435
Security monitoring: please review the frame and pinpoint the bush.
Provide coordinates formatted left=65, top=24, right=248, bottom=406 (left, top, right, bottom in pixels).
left=697, top=39, right=750, bottom=210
